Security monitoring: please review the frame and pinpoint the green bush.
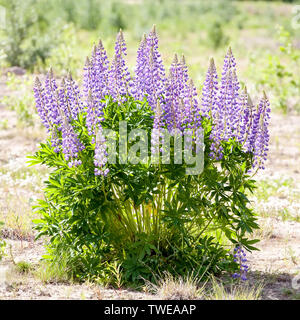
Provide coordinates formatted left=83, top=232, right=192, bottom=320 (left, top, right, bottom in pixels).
left=29, top=97, right=260, bottom=285
left=29, top=28, right=268, bottom=286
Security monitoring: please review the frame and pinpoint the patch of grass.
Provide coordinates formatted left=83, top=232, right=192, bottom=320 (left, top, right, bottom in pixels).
left=254, top=178, right=296, bottom=201
left=206, top=277, right=264, bottom=300
left=0, top=197, right=35, bottom=238
left=144, top=271, right=205, bottom=300
left=293, top=293, right=300, bottom=300
left=284, top=246, right=298, bottom=266
left=279, top=208, right=300, bottom=223
left=34, top=249, right=76, bottom=284
left=0, top=74, right=38, bottom=128
left=0, top=120, right=8, bottom=130
left=15, top=261, right=34, bottom=274
left=255, top=205, right=300, bottom=223
left=0, top=160, right=50, bottom=238
left=144, top=273, right=264, bottom=300
left=282, top=288, right=300, bottom=300
left=251, top=218, right=275, bottom=240
left=282, top=288, right=293, bottom=296
left=254, top=197, right=300, bottom=224
left=0, top=164, right=49, bottom=190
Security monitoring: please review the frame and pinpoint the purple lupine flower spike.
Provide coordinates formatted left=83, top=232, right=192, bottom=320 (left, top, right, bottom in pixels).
left=232, top=245, right=249, bottom=281
left=83, top=56, right=93, bottom=98
left=33, top=77, right=51, bottom=130
left=218, top=47, right=240, bottom=141
left=204, top=58, right=223, bottom=160
left=201, top=58, right=218, bottom=120
left=86, top=90, right=98, bottom=136
left=58, top=78, right=72, bottom=121
left=246, top=100, right=260, bottom=155
left=134, top=25, right=166, bottom=110
left=243, top=93, right=256, bottom=151
left=146, top=25, right=166, bottom=108
left=163, top=54, right=185, bottom=131
left=61, top=114, right=84, bottom=167
left=94, top=126, right=109, bottom=176
left=252, top=91, right=271, bottom=170
left=180, top=55, right=189, bottom=86
left=44, top=68, right=61, bottom=127
left=91, top=40, right=110, bottom=110
left=109, top=29, right=132, bottom=102
left=65, top=72, right=83, bottom=120
left=209, top=48, right=240, bottom=159
left=133, top=34, right=148, bottom=101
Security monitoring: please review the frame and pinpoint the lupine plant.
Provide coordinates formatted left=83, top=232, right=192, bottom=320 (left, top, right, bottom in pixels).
left=232, top=246, right=249, bottom=281
left=29, top=26, right=270, bottom=285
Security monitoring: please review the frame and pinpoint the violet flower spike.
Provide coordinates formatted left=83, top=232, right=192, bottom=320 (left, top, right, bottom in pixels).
left=108, top=30, right=132, bottom=102
left=252, top=91, right=271, bottom=170
left=33, top=77, right=51, bottom=131
left=90, top=40, right=110, bottom=113
left=65, top=72, right=83, bottom=120
left=145, top=25, right=166, bottom=109
left=232, top=245, right=249, bottom=281
left=201, top=58, right=219, bottom=120
left=44, top=68, right=61, bottom=128
left=163, top=54, right=185, bottom=131
left=61, top=115, right=84, bottom=167
left=94, top=126, right=109, bottom=176
left=133, top=34, right=149, bottom=101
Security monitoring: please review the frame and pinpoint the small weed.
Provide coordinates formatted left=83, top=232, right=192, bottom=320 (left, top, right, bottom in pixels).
left=110, top=261, right=124, bottom=289
left=284, top=246, right=298, bottom=265
left=15, top=261, right=34, bottom=274
left=293, top=293, right=300, bottom=300
left=282, top=288, right=293, bottom=296
left=34, top=247, right=76, bottom=284
left=0, top=120, right=9, bottom=130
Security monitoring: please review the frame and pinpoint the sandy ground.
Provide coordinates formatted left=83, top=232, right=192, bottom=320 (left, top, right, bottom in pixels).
left=0, top=73, right=299, bottom=300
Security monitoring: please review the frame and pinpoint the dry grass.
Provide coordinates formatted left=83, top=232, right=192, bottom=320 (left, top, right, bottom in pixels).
left=144, top=272, right=205, bottom=300
left=205, top=277, right=264, bottom=300
left=144, top=272, right=264, bottom=300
